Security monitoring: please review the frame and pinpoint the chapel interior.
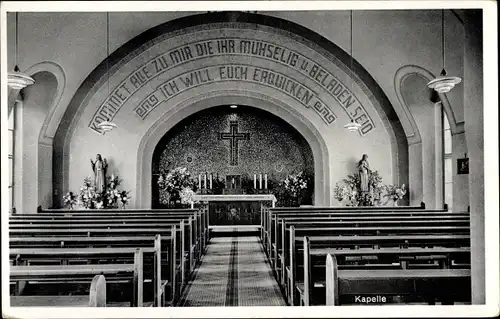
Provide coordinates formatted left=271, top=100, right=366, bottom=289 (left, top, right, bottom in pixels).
left=3, top=7, right=491, bottom=311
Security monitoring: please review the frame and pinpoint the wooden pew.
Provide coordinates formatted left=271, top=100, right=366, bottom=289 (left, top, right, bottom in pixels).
left=9, top=220, right=196, bottom=285
left=10, top=236, right=168, bottom=306
left=11, top=212, right=207, bottom=265
left=10, top=249, right=144, bottom=307
left=20, top=208, right=209, bottom=247
left=9, top=208, right=208, bottom=306
left=263, top=209, right=467, bottom=259
left=9, top=231, right=182, bottom=305
left=323, top=254, right=471, bottom=306
left=282, top=225, right=470, bottom=304
left=10, top=274, right=106, bottom=307
left=11, top=210, right=206, bottom=249
left=298, top=237, right=471, bottom=305
left=273, top=219, right=469, bottom=283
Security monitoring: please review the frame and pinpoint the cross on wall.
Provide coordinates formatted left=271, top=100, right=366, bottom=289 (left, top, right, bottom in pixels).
left=219, top=121, right=249, bottom=166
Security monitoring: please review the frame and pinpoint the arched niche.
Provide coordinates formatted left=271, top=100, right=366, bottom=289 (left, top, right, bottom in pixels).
left=150, top=104, right=315, bottom=207
left=137, top=91, right=329, bottom=207
left=401, top=74, right=444, bottom=209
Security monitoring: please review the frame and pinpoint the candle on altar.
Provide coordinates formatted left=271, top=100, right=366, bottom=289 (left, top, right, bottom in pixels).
left=254, top=174, right=257, bottom=189
left=198, top=174, right=202, bottom=189
left=204, top=174, right=207, bottom=189
left=209, top=174, right=213, bottom=189
left=259, top=174, right=262, bottom=189
left=264, top=174, right=268, bottom=189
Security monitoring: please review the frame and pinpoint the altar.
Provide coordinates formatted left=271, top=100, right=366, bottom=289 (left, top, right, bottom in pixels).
left=191, top=194, right=276, bottom=226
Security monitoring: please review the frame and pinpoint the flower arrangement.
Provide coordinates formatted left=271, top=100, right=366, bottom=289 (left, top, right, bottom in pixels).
left=78, top=177, right=101, bottom=209
left=384, top=184, right=407, bottom=202
left=282, top=171, right=308, bottom=197
left=118, top=190, right=131, bottom=208
left=62, top=192, right=77, bottom=209
left=333, top=170, right=385, bottom=206
left=179, top=187, right=196, bottom=205
left=75, top=175, right=131, bottom=209
left=157, top=167, right=194, bottom=206
left=276, top=171, right=311, bottom=206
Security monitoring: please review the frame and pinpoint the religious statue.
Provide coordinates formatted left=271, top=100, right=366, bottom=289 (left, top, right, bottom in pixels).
left=90, top=154, right=108, bottom=193
left=357, top=154, right=370, bottom=192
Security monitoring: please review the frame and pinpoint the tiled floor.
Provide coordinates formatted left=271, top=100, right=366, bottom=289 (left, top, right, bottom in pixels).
left=178, top=236, right=286, bottom=307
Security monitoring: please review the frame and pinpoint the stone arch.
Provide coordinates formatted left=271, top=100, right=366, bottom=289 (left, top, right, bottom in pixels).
left=54, top=12, right=408, bottom=207
left=25, top=62, right=66, bottom=209
left=396, top=65, right=461, bottom=209
left=24, top=61, right=67, bottom=145
left=394, top=64, right=460, bottom=140
left=137, top=90, right=330, bottom=207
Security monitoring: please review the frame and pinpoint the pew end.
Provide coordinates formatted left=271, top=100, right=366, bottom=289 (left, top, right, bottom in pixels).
left=325, top=254, right=339, bottom=306
left=89, top=275, right=107, bottom=307
left=10, top=275, right=107, bottom=307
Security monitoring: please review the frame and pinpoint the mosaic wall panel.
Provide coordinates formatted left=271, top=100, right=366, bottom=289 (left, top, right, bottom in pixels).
left=152, top=105, right=314, bottom=189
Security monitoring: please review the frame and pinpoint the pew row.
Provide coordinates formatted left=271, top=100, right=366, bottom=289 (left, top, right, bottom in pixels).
left=10, top=210, right=208, bottom=259
left=297, top=237, right=471, bottom=305
left=10, top=233, right=181, bottom=305
left=273, top=220, right=469, bottom=282
left=10, top=235, right=171, bottom=306
left=262, top=207, right=467, bottom=257
left=9, top=223, right=196, bottom=282
left=9, top=208, right=209, bottom=307
left=322, top=254, right=471, bottom=306
left=10, top=249, right=145, bottom=307
left=10, top=274, right=106, bottom=307
left=22, top=207, right=208, bottom=247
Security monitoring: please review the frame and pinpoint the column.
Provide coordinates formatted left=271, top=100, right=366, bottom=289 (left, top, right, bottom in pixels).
left=464, top=10, right=485, bottom=304
left=408, top=142, right=424, bottom=206
left=434, top=102, right=444, bottom=210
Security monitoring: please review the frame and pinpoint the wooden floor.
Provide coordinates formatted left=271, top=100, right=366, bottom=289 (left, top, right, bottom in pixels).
left=178, top=236, right=286, bottom=307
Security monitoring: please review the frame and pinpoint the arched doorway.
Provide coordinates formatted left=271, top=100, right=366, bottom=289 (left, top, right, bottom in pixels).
left=151, top=105, right=315, bottom=209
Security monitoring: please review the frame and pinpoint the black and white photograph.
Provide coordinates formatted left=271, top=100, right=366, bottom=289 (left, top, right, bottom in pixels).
left=1, top=1, right=498, bottom=318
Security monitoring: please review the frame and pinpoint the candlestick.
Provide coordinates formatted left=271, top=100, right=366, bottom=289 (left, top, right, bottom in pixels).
left=209, top=174, right=213, bottom=189
left=264, top=174, right=268, bottom=189
left=254, top=174, right=257, bottom=189
left=204, top=174, right=207, bottom=189
left=259, top=174, right=262, bottom=189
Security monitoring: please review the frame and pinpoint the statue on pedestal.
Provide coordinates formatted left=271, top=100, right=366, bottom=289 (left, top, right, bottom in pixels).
left=91, top=154, right=108, bottom=194
left=357, top=154, right=370, bottom=193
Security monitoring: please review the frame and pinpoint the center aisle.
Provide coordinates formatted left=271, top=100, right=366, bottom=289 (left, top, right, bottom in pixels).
left=178, top=236, right=287, bottom=307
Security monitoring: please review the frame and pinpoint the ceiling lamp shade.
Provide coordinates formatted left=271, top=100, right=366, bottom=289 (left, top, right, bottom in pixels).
left=97, top=119, right=117, bottom=134
left=344, top=120, right=362, bottom=132
left=427, top=69, right=462, bottom=93
left=8, top=67, right=35, bottom=90
left=427, top=10, right=462, bottom=93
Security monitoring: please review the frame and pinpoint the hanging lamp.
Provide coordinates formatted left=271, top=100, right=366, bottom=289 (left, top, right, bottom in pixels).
left=344, top=10, right=361, bottom=132
left=8, top=12, right=35, bottom=90
left=97, top=12, right=117, bottom=135
left=427, top=9, right=461, bottom=93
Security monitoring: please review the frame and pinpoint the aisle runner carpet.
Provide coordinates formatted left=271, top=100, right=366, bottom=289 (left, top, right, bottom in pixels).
left=178, top=236, right=286, bottom=306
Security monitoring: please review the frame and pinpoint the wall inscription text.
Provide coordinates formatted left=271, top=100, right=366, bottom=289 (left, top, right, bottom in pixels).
left=89, top=38, right=374, bottom=135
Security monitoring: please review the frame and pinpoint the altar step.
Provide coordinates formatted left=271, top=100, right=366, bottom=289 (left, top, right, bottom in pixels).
left=209, top=225, right=261, bottom=237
